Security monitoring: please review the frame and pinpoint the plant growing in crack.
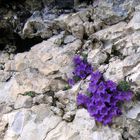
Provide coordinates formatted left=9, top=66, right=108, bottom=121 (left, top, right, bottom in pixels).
left=118, top=81, right=131, bottom=92
left=63, top=84, right=71, bottom=91
left=23, top=91, right=36, bottom=98
left=68, top=55, right=133, bottom=125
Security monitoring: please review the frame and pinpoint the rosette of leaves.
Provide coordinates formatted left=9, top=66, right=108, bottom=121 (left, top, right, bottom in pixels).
left=118, top=81, right=131, bottom=91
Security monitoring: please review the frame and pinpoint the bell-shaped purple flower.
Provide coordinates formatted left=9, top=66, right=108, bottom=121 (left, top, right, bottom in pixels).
left=88, top=82, right=98, bottom=94
left=100, top=106, right=109, bottom=115
left=92, top=92, right=101, bottom=101
left=71, top=55, right=133, bottom=126
left=101, top=92, right=111, bottom=103
left=90, top=71, right=102, bottom=84
left=95, top=100, right=105, bottom=109
left=102, top=114, right=113, bottom=125
left=87, top=103, right=99, bottom=116
left=108, top=107, right=122, bottom=117
left=68, top=78, right=75, bottom=87
left=96, top=82, right=106, bottom=94
left=106, top=80, right=117, bottom=91
left=77, top=93, right=91, bottom=107
left=116, top=91, right=133, bottom=102
left=86, top=65, right=93, bottom=74
left=73, top=55, right=81, bottom=65
left=94, top=113, right=103, bottom=122
left=110, top=96, right=118, bottom=106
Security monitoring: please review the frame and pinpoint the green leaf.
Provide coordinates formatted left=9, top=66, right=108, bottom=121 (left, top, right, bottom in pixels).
left=63, top=85, right=71, bottom=91
left=118, top=81, right=131, bottom=91
left=23, top=91, right=36, bottom=98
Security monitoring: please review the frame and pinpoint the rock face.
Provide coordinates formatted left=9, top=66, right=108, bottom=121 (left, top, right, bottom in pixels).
left=1, top=0, right=140, bottom=140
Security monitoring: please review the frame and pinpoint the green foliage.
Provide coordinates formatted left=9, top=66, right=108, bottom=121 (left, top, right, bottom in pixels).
left=73, top=76, right=81, bottom=82
left=63, top=85, right=71, bottom=91
left=118, top=81, right=131, bottom=91
left=81, top=52, right=88, bottom=60
left=23, top=91, right=36, bottom=98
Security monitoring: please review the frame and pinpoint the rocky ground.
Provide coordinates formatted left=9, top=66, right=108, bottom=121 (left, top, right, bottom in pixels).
left=1, top=0, right=140, bottom=140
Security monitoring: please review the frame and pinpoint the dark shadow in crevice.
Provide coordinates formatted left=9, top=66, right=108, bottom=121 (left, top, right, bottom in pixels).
left=83, top=33, right=89, bottom=40
left=88, top=16, right=94, bottom=22
left=104, top=53, right=111, bottom=64
left=79, top=0, right=93, bottom=4
left=14, top=34, right=44, bottom=54
left=0, top=44, right=5, bottom=51
left=111, top=48, right=125, bottom=60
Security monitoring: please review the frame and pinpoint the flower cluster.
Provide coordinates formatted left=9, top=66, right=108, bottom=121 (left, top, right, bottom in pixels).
left=69, top=55, right=133, bottom=125
left=68, top=55, right=93, bottom=86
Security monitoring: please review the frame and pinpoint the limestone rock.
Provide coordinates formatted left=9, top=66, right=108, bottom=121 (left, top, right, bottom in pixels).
left=92, top=127, right=122, bottom=140
left=3, top=109, right=34, bottom=140
left=14, top=95, right=33, bottom=109
left=45, top=121, right=79, bottom=140
left=55, top=13, right=84, bottom=39
left=1, top=35, right=82, bottom=104
left=71, top=24, right=84, bottom=39
left=18, top=114, right=61, bottom=140
left=3, top=104, right=62, bottom=140
left=126, top=102, right=140, bottom=120
left=126, top=63, right=140, bottom=89
left=104, top=58, right=124, bottom=83
left=64, top=35, right=76, bottom=44
left=87, top=48, right=108, bottom=67
left=31, top=104, right=54, bottom=122
left=114, top=32, right=140, bottom=56
left=84, top=21, right=95, bottom=36
left=33, top=94, right=45, bottom=104
left=0, top=117, right=8, bottom=140
left=102, top=41, right=113, bottom=54
left=22, top=13, right=55, bottom=39
left=0, top=104, right=12, bottom=115
left=0, top=71, right=12, bottom=82
left=93, top=22, right=127, bottom=41
left=127, top=11, right=140, bottom=30
left=72, top=109, right=96, bottom=132
left=126, top=119, right=140, bottom=139
left=123, top=53, right=140, bottom=71
left=51, top=106, right=63, bottom=117
left=1, top=1, right=140, bottom=140
left=63, top=111, right=75, bottom=122
left=94, top=0, right=139, bottom=25
left=45, top=109, right=97, bottom=140
left=55, top=13, right=82, bottom=29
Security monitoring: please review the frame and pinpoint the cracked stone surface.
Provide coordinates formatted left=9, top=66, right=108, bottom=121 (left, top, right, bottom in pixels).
left=1, top=0, right=140, bottom=140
